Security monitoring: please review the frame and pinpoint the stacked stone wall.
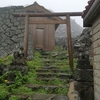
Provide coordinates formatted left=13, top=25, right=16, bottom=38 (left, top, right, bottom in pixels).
left=0, top=6, right=33, bottom=59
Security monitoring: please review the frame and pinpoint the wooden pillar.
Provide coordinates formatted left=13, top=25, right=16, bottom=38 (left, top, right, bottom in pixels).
left=24, top=14, right=29, bottom=58
left=66, top=14, right=73, bottom=72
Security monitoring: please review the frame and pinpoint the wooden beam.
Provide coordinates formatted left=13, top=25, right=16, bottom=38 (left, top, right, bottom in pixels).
left=24, top=15, right=29, bottom=58
left=66, top=14, right=73, bottom=72
left=13, top=12, right=82, bottom=17
left=29, top=20, right=66, bottom=24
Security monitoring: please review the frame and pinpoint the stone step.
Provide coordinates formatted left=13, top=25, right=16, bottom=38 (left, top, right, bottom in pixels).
left=41, top=52, right=50, bottom=55
left=45, top=63, right=64, bottom=66
left=41, top=55, right=68, bottom=59
left=26, top=84, right=69, bottom=90
left=10, top=94, right=68, bottom=100
left=45, top=62, right=68, bottom=64
left=55, top=57, right=67, bottom=60
left=43, top=59, right=55, bottom=63
left=36, top=69, right=67, bottom=73
left=9, top=94, right=29, bottom=100
left=9, top=94, right=55, bottom=100
left=37, top=72, right=71, bottom=79
left=41, top=66, right=61, bottom=69
left=42, top=56, right=67, bottom=59
left=40, top=56, right=48, bottom=58
left=30, top=94, right=56, bottom=100
left=36, top=78, right=68, bottom=83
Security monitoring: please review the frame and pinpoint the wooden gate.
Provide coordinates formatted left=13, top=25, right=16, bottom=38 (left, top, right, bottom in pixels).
left=13, top=12, right=82, bottom=72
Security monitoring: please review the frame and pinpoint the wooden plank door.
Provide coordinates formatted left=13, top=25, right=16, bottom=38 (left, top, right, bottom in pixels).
left=35, top=28, right=44, bottom=49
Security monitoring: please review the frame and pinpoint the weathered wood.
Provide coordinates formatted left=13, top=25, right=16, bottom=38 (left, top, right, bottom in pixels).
left=51, top=24, right=55, bottom=50
left=66, top=14, right=73, bottom=72
left=29, top=20, right=66, bottom=24
left=35, top=29, right=44, bottom=48
left=29, top=17, right=55, bottom=50
left=24, top=15, right=29, bottom=58
left=29, top=20, right=36, bottom=49
left=13, top=12, right=82, bottom=17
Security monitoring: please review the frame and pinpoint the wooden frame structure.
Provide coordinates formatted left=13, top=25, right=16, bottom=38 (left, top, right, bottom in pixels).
left=13, top=12, right=82, bottom=72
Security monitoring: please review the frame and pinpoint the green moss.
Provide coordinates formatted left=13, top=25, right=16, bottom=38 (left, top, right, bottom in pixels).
left=11, top=86, right=33, bottom=95
left=0, top=56, right=13, bottom=65
left=0, top=48, right=76, bottom=96
left=27, top=51, right=44, bottom=69
left=8, top=95, right=20, bottom=100
left=26, top=51, right=45, bottom=85
left=0, top=72, right=9, bottom=83
left=48, top=78, right=66, bottom=85
left=55, top=87, right=68, bottom=95
left=0, top=84, right=9, bottom=100
left=27, top=71, right=37, bottom=84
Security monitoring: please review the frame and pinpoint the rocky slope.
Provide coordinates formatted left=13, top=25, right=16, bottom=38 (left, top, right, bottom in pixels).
left=55, top=18, right=83, bottom=38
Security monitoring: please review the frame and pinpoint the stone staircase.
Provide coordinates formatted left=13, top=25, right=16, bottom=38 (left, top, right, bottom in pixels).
left=10, top=51, right=70, bottom=100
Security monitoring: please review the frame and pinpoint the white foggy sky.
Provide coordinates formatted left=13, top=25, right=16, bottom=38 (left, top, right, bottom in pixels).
left=0, top=0, right=89, bottom=27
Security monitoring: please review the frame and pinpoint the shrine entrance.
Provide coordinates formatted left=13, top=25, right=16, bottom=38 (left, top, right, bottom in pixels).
left=13, top=12, right=82, bottom=72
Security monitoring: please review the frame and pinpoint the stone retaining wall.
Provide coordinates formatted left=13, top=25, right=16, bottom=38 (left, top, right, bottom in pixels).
left=0, top=6, right=33, bottom=59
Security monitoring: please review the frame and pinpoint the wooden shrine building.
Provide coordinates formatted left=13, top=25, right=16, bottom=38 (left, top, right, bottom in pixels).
left=25, top=2, right=64, bottom=50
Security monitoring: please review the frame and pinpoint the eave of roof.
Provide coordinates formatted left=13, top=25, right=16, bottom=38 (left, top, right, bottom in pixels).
left=82, top=0, right=95, bottom=18
left=82, top=0, right=100, bottom=27
left=25, top=2, right=63, bottom=30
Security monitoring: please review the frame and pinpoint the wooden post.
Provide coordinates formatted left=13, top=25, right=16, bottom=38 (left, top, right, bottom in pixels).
left=66, top=14, right=73, bottom=72
left=24, top=14, right=29, bottom=58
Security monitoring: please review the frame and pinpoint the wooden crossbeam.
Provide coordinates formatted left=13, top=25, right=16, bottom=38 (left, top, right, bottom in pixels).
left=29, top=20, right=66, bottom=24
left=13, top=12, right=82, bottom=17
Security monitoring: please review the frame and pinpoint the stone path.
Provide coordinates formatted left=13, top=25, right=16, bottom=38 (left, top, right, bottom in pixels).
left=11, top=51, right=70, bottom=100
